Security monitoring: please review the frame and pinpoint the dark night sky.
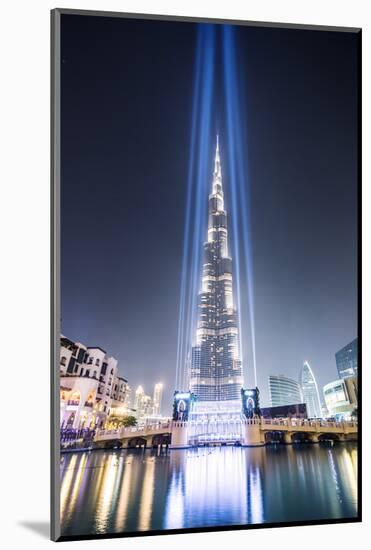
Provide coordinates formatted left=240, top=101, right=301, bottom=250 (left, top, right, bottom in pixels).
left=61, top=15, right=358, bottom=410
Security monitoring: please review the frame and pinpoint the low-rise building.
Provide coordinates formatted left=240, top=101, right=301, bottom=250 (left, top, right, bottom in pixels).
left=260, top=403, right=308, bottom=419
left=60, top=335, right=130, bottom=429
left=323, top=376, right=358, bottom=420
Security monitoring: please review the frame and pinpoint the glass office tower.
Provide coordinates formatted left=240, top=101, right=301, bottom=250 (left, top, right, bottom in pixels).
left=269, top=375, right=302, bottom=407
left=335, top=338, right=358, bottom=379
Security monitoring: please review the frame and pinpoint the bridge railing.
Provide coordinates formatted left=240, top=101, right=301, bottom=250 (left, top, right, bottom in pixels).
left=95, top=418, right=357, bottom=441
left=96, top=422, right=171, bottom=439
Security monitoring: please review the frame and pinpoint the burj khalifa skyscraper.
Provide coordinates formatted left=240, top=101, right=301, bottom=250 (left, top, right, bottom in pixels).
left=190, top=136, right=244, bottom=414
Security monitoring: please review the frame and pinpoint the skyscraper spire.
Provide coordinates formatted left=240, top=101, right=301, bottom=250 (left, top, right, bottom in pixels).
left=212, top=134, right=223, bottom=199
left=190, top=136, right=243, bottom=405
left=213, top=134, right=222, bottom=182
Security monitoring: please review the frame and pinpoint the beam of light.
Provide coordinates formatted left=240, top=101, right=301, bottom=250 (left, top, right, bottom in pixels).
left=175, top=24, right=215, bottom=391
left=223, top=25, right=258, bottom=387
left=175, top=28, right=202, bottom=392
left=186, top=25, right=215, bottom=390
left=221, top=122, right=244, bottom=368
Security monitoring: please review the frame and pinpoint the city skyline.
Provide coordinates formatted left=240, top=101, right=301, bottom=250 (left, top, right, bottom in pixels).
left=61, top=15, right=358, bottom=410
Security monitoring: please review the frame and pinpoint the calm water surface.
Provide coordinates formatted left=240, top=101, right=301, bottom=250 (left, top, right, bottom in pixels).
left=60, top=443, right=357, bottom=536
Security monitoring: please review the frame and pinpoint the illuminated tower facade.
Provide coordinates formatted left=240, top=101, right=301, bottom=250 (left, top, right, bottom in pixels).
left=299, top=361, right=321, bottom=418
left=153, top=383, right=163, bottom=415
left=190, top=137, right=243, bottom=405
left=335, top=338, right=358, bottom=380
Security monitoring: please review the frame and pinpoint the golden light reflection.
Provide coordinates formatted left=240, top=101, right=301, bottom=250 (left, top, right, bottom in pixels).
left=95, top=454, right=121, bottom=533
left=115, top=457, right=133, bottom=532
left=138, top=457, right=155, bottom=531
left=60, top=454, right=78, bottom=522
left=60, top=444, right=357, bottom=536
left=340, top=448, right=357, bottom=504
left=66, top=453, right=88, bottom=523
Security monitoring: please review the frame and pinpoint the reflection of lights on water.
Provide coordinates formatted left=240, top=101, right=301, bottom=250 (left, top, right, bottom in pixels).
left=66, top=454, right=88, bottom=522
left=248, top=467, right=263, bottom=524
left=155, top=449, right=265, bottom=528
left=115, top=457, right=133, bottom=532
left=340, top=448, right=357, bottom=504
left=138, top=458, right=155, bottom=531
left=60, top=445, right=358, bottom=535
left=327, top=447, right=357, bottom=512
left=95, top=454, right=122, bottom=533
left=165, top=471, right=185, bottom=529
left=60, top=454, right=78, bottom=521
left=60, top=454, right=89, bottom=526
left=328, top=450, right=340, bottom=496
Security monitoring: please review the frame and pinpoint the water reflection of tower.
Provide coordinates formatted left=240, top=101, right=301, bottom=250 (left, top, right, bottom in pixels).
left=165, top=448, right=265, bottom=529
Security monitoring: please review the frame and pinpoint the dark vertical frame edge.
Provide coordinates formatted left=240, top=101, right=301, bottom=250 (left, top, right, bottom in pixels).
left=356, top=27, right=362, bottom=523
left=51, top=7, right=61, bottom=542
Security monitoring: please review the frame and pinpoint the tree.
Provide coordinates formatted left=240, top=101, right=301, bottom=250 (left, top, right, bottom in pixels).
left=122, top=415, right=137, bottom=427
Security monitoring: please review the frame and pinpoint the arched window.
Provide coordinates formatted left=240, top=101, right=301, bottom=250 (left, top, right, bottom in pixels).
left=68, top=391, right=80, bottom=406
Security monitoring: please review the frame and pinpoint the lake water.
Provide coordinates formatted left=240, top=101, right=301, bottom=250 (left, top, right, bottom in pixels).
left=60, top=443, right=358, bottom=537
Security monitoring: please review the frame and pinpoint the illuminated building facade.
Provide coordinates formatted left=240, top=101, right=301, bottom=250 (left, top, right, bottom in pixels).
left=323, top=376, right=358, bottom=419
left=269, top=374, right=302, bottom=407
left=190, top=137, right=243, bottom=407
left=153, top=383, right=164, bottom=415
left=299, top=361, right=321, bottom=418
left=335, top=338, right=358, bottom=380
left=59, top=335, right=130, bottom=429
left=134, top=385, right=153, bottom=419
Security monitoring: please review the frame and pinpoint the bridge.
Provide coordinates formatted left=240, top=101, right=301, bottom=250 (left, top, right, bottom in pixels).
left=94, top=423, right=171, bottom=449
left=92, top=418, right=357, bottom=449
left=171, top=418, right=358, bottom=447
left=260, top=417, right=358, bottom=444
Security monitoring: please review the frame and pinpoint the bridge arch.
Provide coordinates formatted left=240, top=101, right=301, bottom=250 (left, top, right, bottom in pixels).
left=152, top=434, right=171, bottom=448
left=128, top=437, right=147, bottom=449
left=264, top=431, right=285, bottom=444
left=318, top=433, right=341, bottom=442
left=103, top=439, right=123, bottom=450
left=291, top=432, right=312, bottom=443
